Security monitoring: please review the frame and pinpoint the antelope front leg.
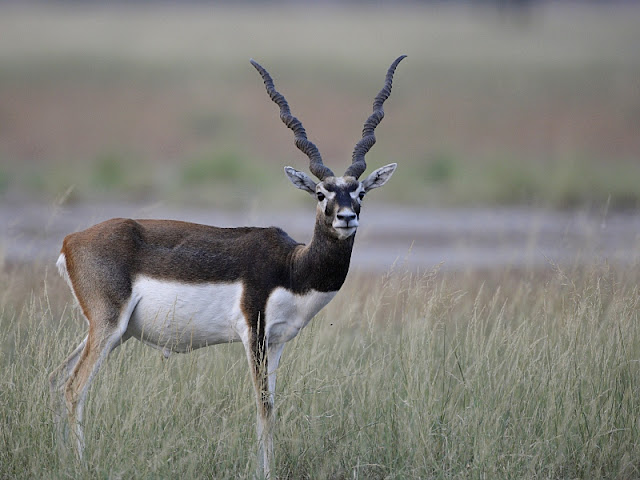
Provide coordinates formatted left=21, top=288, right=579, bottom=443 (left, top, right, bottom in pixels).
left=244, top=339, right=285, bottom=479
left=262, top=343, right=285, bottom=477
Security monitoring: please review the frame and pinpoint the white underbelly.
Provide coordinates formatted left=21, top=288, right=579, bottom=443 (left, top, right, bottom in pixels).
left=127, top=276, right=246, bottom=353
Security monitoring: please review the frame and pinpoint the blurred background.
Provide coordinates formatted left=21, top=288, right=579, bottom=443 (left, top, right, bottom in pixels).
left=1, top=1, right=639, bottom=272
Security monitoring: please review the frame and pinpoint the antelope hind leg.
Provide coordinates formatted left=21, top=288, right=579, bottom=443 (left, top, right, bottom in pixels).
left=49, top=335, right=88, bottom=445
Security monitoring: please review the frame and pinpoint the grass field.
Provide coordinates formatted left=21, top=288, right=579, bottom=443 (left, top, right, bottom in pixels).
left=1, top=260, right=639, bottom=478
left=1, top=4, right=639, bottom=209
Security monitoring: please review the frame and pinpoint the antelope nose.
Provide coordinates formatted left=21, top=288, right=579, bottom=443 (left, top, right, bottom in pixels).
left=337, top=211, right=357, bottom=223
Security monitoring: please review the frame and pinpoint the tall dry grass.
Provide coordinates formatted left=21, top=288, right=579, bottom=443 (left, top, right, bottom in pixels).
left=1, top=261, right=639, bottom=478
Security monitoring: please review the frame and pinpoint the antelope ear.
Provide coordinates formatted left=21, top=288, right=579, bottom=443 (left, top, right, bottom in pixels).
left=284, top=166, right=317, bottom=195
left=362, top=163, right=397, bottom=192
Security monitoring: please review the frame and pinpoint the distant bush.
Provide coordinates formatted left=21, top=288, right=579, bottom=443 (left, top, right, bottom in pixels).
left=91, top=152, right=128, bottom=190
left=182, top=151, right=249, bottom=185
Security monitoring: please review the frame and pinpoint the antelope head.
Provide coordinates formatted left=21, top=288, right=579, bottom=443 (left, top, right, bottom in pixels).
left=251, top=56, right=405, bottom=241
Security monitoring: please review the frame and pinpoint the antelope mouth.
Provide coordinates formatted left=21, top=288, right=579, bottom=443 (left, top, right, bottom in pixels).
left=333, top=225, right=358, bottom=239
left=333, top=217, right=359, bottom=230
left=333, top=221, right=358, bottom=231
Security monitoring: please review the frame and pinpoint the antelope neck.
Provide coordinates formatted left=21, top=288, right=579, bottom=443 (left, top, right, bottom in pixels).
left=290, top=219, right=355, bottom=294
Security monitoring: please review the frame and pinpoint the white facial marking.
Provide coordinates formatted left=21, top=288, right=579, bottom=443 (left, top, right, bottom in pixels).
left=315, top=184, right=335, bottom=199
left=127, top=277, right=247, bottom=353
left=265, top=288, right=337, bottom=344
left=351, top=184, right=365, bottom=202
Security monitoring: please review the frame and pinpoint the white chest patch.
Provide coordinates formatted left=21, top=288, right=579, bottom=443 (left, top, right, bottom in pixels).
left=265, top=288, right=337, bottom=344
left=127, top=276, right=246, bottom=353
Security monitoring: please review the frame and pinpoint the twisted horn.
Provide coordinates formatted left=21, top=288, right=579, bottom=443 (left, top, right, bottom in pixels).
left=346, top=55, right=406, bottom=179
left=250, top=59, right=334, bottom=181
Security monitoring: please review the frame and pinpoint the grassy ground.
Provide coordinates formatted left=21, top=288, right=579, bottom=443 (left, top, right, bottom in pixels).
left=1, top=4, right=639, bottom=209
left=1, top=260, right=639, bottom=478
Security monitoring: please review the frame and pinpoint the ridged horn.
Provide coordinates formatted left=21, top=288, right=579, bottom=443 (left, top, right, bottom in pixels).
left=346, top=55, right=406, bottom=179
left=250, top=59, right=334, bottom=181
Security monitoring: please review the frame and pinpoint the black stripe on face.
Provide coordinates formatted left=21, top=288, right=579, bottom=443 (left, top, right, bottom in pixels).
left=334, top=189, right=353, bottom=208
left=324, top=181, right=359, bottom=193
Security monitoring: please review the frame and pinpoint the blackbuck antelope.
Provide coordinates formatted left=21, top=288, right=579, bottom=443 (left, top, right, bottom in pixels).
left=50, top=55, right=405, bottom=477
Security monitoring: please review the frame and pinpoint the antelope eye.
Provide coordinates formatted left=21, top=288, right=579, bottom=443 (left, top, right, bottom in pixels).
left=358, top=191, right=366, bottom=200
left=316, top=192, right=326, bottom=202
